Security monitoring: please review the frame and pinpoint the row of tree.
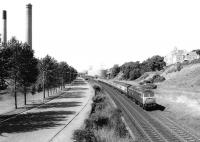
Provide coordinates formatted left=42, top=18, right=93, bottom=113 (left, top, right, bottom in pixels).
left=0, top=37, right=78, bottom=108
left=104, top=55, right=166, bottom=80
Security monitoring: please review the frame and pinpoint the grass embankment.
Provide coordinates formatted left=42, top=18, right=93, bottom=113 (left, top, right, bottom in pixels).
left=73, top=84, right=133, bottom=142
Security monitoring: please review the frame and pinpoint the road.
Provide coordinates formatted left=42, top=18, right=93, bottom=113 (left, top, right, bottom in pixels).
left=97, top=81, right=200, bottom=142
left=0, top=78, right=94, bottom=142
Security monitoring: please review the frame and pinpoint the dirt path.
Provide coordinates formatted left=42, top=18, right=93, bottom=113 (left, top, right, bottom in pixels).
left=0, top=78, right=94, bottom=142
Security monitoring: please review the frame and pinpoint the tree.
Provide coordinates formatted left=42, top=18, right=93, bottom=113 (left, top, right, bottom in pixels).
left=39, top=55, right=58, bottom=98
left=6, top=37, right=22, bottom=108
left=129, top=68, right=141, bottom=80
left=0, top=46, right=12, bottom=90
left=144, top=55, right=166, bottom=71
left=120, top=61, right=140, bottom=80
left=4, top=38, right=39, bottom=107
left=110, top=64, right=120, bottom=78
left=57, top=61, right=69, bottom=89
left=17, top=43, right=39, bottom=105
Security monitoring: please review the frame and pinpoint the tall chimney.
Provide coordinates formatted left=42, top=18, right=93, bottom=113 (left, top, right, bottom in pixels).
left=26, top=3, right=32, bottom=48
left=2, top=10, right=7, bottom=44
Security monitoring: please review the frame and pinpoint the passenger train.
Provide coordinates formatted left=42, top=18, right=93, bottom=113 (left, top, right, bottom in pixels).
left=97, top=79, right=156, bottom=110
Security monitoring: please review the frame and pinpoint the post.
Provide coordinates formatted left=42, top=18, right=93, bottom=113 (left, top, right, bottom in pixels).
left=43, top=71, right=45, bottom=99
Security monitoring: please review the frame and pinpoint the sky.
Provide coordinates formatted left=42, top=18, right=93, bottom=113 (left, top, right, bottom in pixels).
left=1, top=0, right=200, bottom=74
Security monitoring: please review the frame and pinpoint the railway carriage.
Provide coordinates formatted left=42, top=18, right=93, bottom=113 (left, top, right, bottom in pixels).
left=112, top=81, right=131, bottom=93
left=97, top=79, right=156, bottom=110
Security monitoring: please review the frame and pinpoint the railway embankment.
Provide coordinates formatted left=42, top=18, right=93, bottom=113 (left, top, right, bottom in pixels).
left=73, top=83, right=133, bottom=142
left=119, top=63, right=200, bottom=137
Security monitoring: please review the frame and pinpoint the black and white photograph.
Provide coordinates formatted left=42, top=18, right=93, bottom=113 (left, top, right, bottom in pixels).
left=0, top=0, right=200, bottom=142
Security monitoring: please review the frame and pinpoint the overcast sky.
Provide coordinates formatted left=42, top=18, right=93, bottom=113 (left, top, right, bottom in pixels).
left=1, top=0, right=200, bottom=74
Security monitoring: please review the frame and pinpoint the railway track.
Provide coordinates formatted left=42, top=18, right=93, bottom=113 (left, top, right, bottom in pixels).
left=151, top=112, right=200, bottom=142
left=98, top=81, right=200, bottom=142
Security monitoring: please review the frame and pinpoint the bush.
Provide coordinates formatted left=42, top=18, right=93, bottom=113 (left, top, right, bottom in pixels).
left=93, top=84, right=101, bottom=92
left=152, top=74, right=165, bottom=83
left=114, top=119, right=128, bottom=138
left=90, top=113, right=109, bottom=129
left=85, top=118, right=94, bottom=129
left=166, top=63, right=183, bottom=74
left=73, top=129, right=97, bottom=142
left=91, top=101, right=107, bottom=114
left=177, top=62, right=183, bottom=71
left=142, top=83, right=157, bottom=89
left=109, top=109, right=128, bottom=138
left=93, top=95, right=106, bottom=104
left=94, top=101, right=107, bottom=112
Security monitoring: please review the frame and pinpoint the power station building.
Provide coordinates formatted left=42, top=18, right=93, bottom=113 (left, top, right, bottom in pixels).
left=0, top=4, right=32, bottom=48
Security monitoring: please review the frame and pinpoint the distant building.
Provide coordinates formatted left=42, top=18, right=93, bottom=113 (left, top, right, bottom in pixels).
left=164, top=47, right=199, bottom=66
left=164, top=47, right=187, bottom=65
left=184, top=51, right=199, bottom=62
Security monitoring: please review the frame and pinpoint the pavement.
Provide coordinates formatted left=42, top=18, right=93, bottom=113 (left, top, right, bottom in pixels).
left=0, top=78, right=94, bottom=142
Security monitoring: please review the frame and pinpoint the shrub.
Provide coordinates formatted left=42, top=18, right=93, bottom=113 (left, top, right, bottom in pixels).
left=142, top=83, right=157, bottom=89
left=85, top=118, right=94, bottom=129
left=93, top=95, right=106, bottom=104
left=152, top=74, right=165, bottom=83
left=177, top=62, right=183, bottom=71
left=93, top=84, right=101, bottom=92
left=91, top=100, right=107, bottom=114
left=109, top=109, right=128, bottom=138
left=90, top=113, right=109, bottom=129
left=73, top=129, right=97, bottom=142
left=94, top=101, right=107, bottom=112
left=114, top=119, right=129, bottom=138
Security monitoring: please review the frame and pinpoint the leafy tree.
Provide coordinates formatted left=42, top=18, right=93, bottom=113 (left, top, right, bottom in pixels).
left=4, top=38, right=39, bottom=107
left=39, top=55, right=58, bottom=98
left=110, top=64, right=120, bottom=78
left=129, top=68, right=141, bottom=80
left=144, top=55, right=166, bottom=71
left=0, top=46, right=12, bottom=90
left=57, top=61, right=69, bottom=89
left=120, top=61, right=140, bottom=80
left=5, top=37, right=23, bottom=108
left=17, top=43, right=39, bottom=105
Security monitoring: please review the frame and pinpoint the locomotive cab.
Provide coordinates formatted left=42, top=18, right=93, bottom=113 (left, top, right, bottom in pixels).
left=143, top=90, right=156, bottom=108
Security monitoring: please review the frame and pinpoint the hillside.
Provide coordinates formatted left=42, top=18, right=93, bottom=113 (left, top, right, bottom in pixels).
left=115, top=63, right=200, bottom=135
left=154, top=63, right=200, bottom=135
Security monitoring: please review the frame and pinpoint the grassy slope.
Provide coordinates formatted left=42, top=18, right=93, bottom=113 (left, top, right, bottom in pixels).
left=114, top=63, right=200, bottom=135
left=155, top=63, right=200, bottom=135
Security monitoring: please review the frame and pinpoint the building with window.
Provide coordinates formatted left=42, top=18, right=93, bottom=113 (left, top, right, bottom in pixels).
left=164, top=47, right=199, bottom=66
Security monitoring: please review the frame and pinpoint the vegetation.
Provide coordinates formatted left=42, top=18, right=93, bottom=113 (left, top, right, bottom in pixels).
left=0, top=37, right=78, bottom=108
left=108, top=55, right=166, bottom=80
left=73, top=84, right=132, bottom=142
left=110, top=64, right=120, bottom=78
